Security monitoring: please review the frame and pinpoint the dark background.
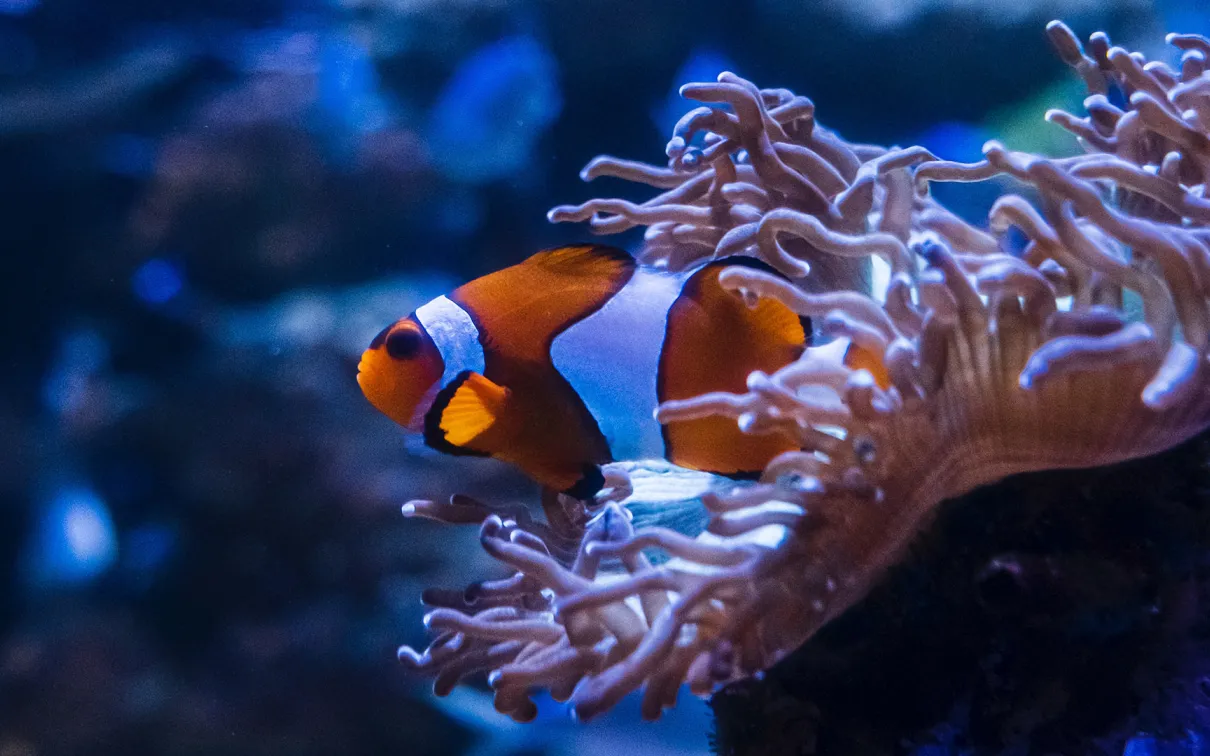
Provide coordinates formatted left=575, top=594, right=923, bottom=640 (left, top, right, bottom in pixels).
left=0, top=1, right=1206, bottom=754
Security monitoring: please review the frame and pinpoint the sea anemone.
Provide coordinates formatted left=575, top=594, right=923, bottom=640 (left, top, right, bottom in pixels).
left=394, top=22, right=1210, bottom=722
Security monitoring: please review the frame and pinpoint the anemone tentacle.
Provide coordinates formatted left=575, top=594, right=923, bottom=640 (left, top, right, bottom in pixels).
left=393, top=23, right=1210, bottom=722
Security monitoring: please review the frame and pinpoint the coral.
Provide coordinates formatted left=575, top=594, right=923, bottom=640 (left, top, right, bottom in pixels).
left=394, top=22, right=1210, bottom=724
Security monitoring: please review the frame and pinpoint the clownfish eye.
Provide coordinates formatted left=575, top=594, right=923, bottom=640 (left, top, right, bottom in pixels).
left=385, top=328, right=423, bottom=360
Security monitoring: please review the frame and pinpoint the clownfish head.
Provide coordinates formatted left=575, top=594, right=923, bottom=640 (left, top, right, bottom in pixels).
left=357, top=315, right=445, bottom=431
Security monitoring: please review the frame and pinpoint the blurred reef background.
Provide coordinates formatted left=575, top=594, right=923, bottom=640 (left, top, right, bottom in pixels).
left=3, top=0, right=1210, bottom=754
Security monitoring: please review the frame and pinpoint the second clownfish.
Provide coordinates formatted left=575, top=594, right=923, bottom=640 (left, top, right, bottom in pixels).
left=358, top=244, right=885, bottom=498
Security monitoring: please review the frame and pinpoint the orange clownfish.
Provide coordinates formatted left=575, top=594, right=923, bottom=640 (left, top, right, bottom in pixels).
left=358, top=244, right=881, bottom=499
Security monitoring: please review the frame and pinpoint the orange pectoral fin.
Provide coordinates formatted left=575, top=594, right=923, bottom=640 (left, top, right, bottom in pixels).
left=423, top=371, right=605, bottom=498
left=439, top=371, right=509, bottom=447
left=423, top=371, right=506, bottom=457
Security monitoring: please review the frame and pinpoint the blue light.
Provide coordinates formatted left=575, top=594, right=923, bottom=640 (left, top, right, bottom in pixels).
left=427, top=35, right=562, bottom=184
left=0, top=0, right=38, bottom=16
left=41, top=328, right=108, bottom=416
left=1123, top=735, right=1158, bottom=756
left=653, top=47, right=736, bottom=137
left=915, top=121, right=988, bottom=163
left=913, top=121, right=998, bottom=225
left=132, top=258, right=184, bottom=306
left=1164, top=0, right=1210, bottom=37
left=24, top=485, right=118, bottom=589
left=316, top=36, right=389, bottom=132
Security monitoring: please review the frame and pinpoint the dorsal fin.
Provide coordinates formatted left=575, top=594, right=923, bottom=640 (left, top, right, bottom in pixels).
left=449, top=245, right=637, bottom=361
left=524, top=244, right=635, bottom=274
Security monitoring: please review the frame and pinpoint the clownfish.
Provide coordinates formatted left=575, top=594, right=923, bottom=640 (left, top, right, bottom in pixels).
left=357, top=244, right=884, bottom=498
